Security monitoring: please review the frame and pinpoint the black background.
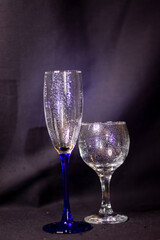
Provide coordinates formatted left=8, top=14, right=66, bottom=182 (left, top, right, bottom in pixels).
left=0, top=0, right=160, bottom=239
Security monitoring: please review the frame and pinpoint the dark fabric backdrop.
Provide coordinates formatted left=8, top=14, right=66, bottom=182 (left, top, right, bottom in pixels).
left=0, top=0, right=160, bottom=217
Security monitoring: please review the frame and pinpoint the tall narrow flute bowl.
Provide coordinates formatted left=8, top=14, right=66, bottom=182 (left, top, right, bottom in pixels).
left=78, top=122, right=130, bottom=224
left=43, top=70, right=92, bottom=233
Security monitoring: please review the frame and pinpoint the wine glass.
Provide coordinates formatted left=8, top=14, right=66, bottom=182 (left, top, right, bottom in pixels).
left=78, top=122, right=130, bottom=224
left=43, top=70, right=92, bottom=233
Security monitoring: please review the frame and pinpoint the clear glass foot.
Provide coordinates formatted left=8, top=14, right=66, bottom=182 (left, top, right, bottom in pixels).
left=43, top=221, right=92, bottom=234
left=84, top=213, right=128, bottom=224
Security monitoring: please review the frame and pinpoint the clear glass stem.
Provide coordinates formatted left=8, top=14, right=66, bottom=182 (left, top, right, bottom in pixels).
left=99, top=174, right=114, bottom=216
left=60, top=153, right=73, bottom=223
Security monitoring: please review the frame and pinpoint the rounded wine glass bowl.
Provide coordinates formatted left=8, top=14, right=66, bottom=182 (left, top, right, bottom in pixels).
left=43, top=70, right=92, bottom=233
left=78, top=121, right=130, bottom=224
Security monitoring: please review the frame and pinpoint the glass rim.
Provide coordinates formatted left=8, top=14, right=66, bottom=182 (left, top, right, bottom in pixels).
left=44, top=70, right=82, bottom=74
left=81, top=121, right=126, bottom=125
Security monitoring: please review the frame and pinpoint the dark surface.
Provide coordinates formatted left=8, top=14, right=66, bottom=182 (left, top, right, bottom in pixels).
left=0, top=0, right=160, bottom=239
left=0, top=199, right=160, bottom=240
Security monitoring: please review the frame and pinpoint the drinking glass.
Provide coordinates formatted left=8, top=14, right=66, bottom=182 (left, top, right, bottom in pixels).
left=43, top=70, right=92, bottom=233
left=78, top=122, right=130, bottom=224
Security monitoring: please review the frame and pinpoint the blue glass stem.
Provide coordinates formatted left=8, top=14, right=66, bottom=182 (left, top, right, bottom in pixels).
left=60, top=153, right=73, bottom=223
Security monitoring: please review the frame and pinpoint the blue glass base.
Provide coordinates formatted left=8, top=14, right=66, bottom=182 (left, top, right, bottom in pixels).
left=43, top=221, right=92, bottom=234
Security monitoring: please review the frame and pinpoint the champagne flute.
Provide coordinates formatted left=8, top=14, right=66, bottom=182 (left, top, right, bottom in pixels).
left=78, top=122, right=130, bottom=224
left=43, top=70, right=92, bottom=233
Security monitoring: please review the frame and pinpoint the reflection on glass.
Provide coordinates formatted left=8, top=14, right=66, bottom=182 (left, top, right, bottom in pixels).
left=78, top=122, right=130, bottom=224
left=43, top=70, right=92, bottom=233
